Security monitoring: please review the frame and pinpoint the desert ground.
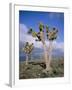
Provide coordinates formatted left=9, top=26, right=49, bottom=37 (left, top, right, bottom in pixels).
left=19, top=57, right=64, bottom=79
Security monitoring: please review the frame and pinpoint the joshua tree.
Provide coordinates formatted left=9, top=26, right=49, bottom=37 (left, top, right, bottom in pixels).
left=22, top=42, right=34, bottom=65
left=46, top=26, right=58, bottom=71
left=28, top=22, right=58, bottom=71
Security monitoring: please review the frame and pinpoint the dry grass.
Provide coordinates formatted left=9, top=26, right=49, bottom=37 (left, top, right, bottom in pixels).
left=19, top=59, right=64, bottom=79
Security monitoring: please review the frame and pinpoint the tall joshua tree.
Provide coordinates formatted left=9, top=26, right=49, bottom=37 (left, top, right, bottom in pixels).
left=22, top=42, right=34, bottom=65
left=28, top=22, right=58, bottom=71
left=38, top=23, right=49, bottom=71
left=46, top=26, right=58, bottom=71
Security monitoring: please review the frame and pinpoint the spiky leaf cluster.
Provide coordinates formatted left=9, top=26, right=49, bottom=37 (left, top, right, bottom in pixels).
left=23, top=42, right=34, bottom=54
left=39, top=22, right=44, bottom=32
left=46, top=27, right=58, bottom=40
left=28, top=28, right=37, bottom=37
left=28, top=22, right=58, bottom=42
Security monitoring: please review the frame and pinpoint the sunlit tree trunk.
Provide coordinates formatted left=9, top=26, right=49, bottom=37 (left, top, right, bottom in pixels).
left=43, top=44, right=49, bottom=70
left=47, top=41, right=53, bottom=70
left=26, top=54, right=28, bottom=65
left=40, top=31, right=51, bottom=71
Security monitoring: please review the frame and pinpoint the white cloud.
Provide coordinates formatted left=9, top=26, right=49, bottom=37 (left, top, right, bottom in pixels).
left=44, top=41, right=64, bottom=52
left=20, top=24, right=42, bottom=48
left=20, top=24, right=28, bottom=34
left=20, top=24, right=35, bottom=42
left=53, top=41, right=64, bottom=52
left=20, top=24, right=64, bottom=52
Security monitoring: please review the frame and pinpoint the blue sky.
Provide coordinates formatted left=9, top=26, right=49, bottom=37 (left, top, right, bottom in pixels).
left=19, top=10, right=64, bottom=43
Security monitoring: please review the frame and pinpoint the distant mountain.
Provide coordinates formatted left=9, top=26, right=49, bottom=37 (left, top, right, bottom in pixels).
left=19, top=41, right=64, bottom=61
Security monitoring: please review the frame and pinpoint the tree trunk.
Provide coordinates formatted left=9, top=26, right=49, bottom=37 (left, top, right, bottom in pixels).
left=26, top=54, right=28, bottom=65
left=47, top=41, right=53, bottom=70
left=40, top=31, right=51, bottom=71
left=43, top=44, right=50, bottom=70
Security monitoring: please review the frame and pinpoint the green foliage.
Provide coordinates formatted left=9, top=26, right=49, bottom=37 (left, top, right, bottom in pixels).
left=27, top=22, right=58, bottom=41
left=32, top=31, right=37, bottom=37
left=28, top=28, right=37, bottom=37
left=39, top=22, right=44, bottom=32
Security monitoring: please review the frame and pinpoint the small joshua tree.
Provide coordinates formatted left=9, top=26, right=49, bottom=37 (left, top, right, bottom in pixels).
left=28, top=22, right=58, bottom=71
left=22, top=42, right=34, bottom=65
